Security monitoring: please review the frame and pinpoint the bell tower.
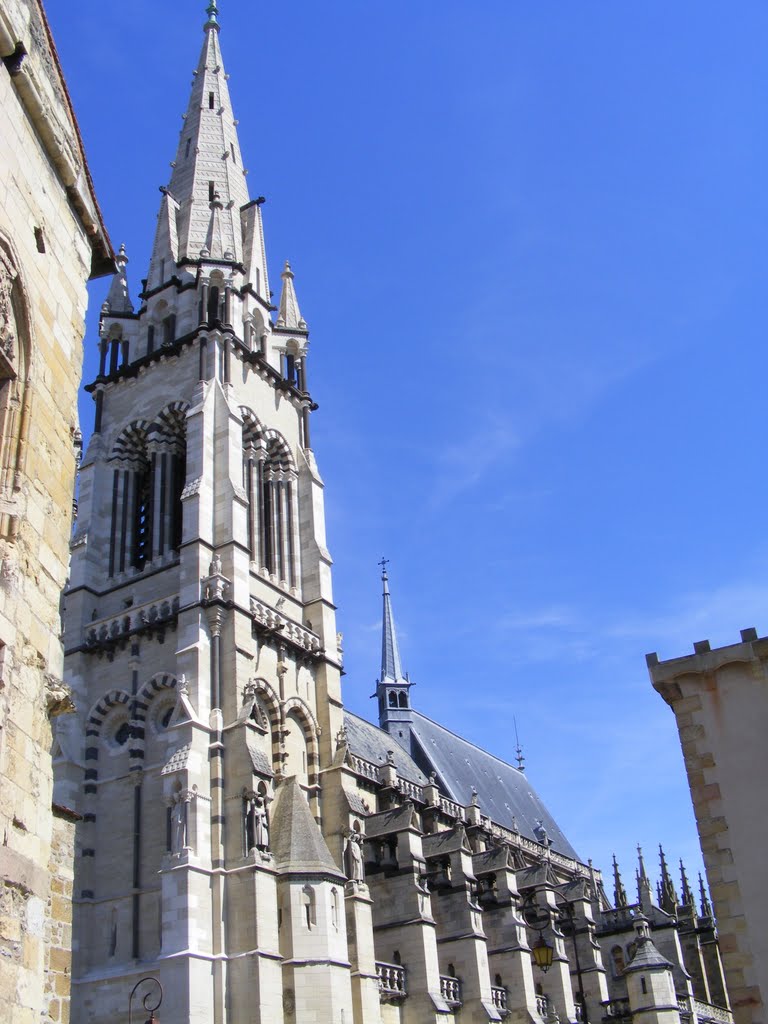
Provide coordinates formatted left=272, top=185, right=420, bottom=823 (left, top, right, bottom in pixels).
left=60, top=5, right=351, bottom=1021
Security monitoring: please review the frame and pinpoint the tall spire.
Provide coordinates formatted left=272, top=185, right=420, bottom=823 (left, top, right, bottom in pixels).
left=613, top=854, right=628, bottom=909
left=147, top=1, right=251, bottom=285
left=277, top=261, right=307, bottom=330
left=637, top=844, right=654, bottom=909
left=379, top=559, right=405, bottom=684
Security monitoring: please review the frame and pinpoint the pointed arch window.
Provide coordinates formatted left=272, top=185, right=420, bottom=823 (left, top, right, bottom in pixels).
left=0, top=246, right=30, bottom=538
left=109, top=406, right=187, bottom=576
left=242, top=412, right=301, bottom=590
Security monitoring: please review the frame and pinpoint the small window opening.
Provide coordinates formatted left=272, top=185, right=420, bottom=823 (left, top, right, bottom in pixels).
left=398, top=692, right=408, bottom=708
left=231, top=142, right=236, bottom=164
left=209, top=91, right=215, bottom=109
left=207, top=286, right=220, bottom=324
left=34, top=227, right=46, bottom=253
left=146, top=325, right=155, bottom=355
left=159, top=706, right=174, bottom=730
left=641, top=978, right=647, bottom=995
left=388, top=692, right=397, bottom=708
left=208, top=180, right=215, bottom=202
left=162, top=314, right=176, bottom=346
left=185, top=138, right=191, bottom=159
left=114, top=722, right=130, bottom=746
left=495, top=974, right=502, bottom=987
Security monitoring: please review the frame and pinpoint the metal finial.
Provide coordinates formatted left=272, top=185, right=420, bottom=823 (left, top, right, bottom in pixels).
left=205, top=1, right=220, bottom=28
left=513, top=716, right=525, bottom=771
left=379, top=557, right=389, bottom=579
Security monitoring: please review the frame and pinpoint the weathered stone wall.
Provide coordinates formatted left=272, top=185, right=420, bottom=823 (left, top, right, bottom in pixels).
left=0, top=2, right=111, bottom=1022
left=650, top=634, right=768, bottom=1024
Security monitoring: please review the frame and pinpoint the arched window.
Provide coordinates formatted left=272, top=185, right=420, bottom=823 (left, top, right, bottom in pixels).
left=611, top=945, right=626, bottom=977
left=109, top=405, right=187, bottom=575
left=398, top=692, right=408, bottom=708
left=0, top=244, right=30, bottom=538
left=301, top=885, right=315, bottom=929
left=242, top=411, right=300, bottom=589
left=388, top=691, right=397, bottom=708
left=284, top=709, right=309, bottom=787
left=331, top=887, right=339, bottom=931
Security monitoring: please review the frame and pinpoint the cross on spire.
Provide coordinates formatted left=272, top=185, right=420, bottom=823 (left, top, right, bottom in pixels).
left=379, top=557, right=389, bottom=578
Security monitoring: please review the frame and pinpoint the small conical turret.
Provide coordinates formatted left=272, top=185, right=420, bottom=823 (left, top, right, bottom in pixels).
left=658, top=845, right=678, bottom=914
left=613, top=854, right=628, bottom=909
left=276, top=261, right=307, bottom=330
left=104, top=244, right=134, bottom=314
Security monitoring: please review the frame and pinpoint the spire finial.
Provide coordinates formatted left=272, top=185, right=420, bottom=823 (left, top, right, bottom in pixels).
left=205, top=1, right=220, bottom=29
left=679, top=859, right=693, bottom=907
left=613, top=854, right=628, bottom=909
left=379, top=561, right=406, bottom=684
left=513, top=716, right=525, bottom=771
left=698, top=873, right=713, bottom=919
left=658, top=844, right=678, bottom=912
left=379, top=557, right=390, bottom=583
left=637, top=844, right=648, bottom=880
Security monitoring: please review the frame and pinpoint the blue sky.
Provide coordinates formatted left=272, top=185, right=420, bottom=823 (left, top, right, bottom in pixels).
left=47, top=1, right=768, bottom=897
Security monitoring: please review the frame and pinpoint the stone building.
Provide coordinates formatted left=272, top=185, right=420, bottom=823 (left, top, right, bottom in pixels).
left=0, top=2, right=112, bottom=1023
left=62, top=6, right=734, bottom=1024
left=649, top=633, right=768, bottom=1024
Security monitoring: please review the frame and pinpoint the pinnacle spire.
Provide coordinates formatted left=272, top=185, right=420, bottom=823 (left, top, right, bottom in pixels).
left=679, top=859, right=693, bottom=907
left=698, top=874, right=713, bottom=919
left=146, top=5, right=250, bottom=285
left=658, top=844, right=678, bottom=913
left=104, top=243, right=134, bottom=314
left=379, top=559, right=406, bottom=684
left=612, top=854, right=628, bottom=908
left=276, top=261, right=307, bottom=330
left=637, top=844, right=653, bottom=909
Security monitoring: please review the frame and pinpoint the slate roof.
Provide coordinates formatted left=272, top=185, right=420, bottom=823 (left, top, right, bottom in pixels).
left=407, top=711, right=579, bottom=861
left=625, top=937, right=675, bottom=972
left=343, top=711, right=428, bottom=786
left=269, top=776, right=344, bottom=878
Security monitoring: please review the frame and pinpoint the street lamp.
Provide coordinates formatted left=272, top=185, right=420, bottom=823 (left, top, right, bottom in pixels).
left=128, top=976, right=163, bottom=1024
left=522, top=886, right=590, bottom=1024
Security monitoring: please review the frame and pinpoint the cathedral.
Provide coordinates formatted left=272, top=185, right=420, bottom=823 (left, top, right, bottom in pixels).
left=57, top=6, right=735, bottom=1023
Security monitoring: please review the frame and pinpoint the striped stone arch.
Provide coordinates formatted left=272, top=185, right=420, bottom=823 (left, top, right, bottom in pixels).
left=240, top=406, right=295, bottom=477
left=283, top=696, right=321, bottom=777
left=110, top=419, right=151, bottom=463
left=84, top=689, right=132, bottom=788
left=131, top=673, right=178, bottom=759
left=247, top=677, right=281, bottom=732
left=148, top=401, right=188, bottom=449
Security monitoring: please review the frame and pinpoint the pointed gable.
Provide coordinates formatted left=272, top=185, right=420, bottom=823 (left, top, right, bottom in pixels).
left=269, top=776, right=343, bottom=878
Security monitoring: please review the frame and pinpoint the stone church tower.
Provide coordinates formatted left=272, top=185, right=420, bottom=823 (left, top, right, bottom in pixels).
left=61, top=4, right=353, bottom=1021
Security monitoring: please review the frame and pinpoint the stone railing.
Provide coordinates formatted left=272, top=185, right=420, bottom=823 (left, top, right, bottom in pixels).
left=376, top=961, right=406, bottom=1002
left=575, top=1003, right=584, bottom=1022
left=492, top=986, right=509, bottom=1016
left=603, top=997, right=631, bottom=1021
left=397, top=777, right=424, bottom=801
left=439, top=795, right=463, bottom=818
left=250, top=598, right=321, bottom=653
left=536, top=994, right=550, bottom=1018
left=693, top=1000, right=733, bottom=1024
left=440, top=975, right=462, bottom=1008
left=84, top=595, right=180, bottom=651
left=349, top=754, right=381, bottom=783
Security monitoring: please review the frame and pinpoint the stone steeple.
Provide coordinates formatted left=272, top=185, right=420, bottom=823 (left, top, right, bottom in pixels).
left=613, top=853, right=628, bottom=908
left=145, top=0, right=267, bottom=292
left=659, top=844, right=678, bottom=914
left=103, top=243, right=133, bottom=314
left=376, top=563, right=414, bottom=735
left=380, top=561, right=406, bottom=684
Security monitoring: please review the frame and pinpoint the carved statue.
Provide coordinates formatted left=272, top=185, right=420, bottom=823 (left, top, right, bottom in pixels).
left=209, top=553, right=222, bottom=576
left=346, top=831, right=364, bottom=882
left=171, top=795, right=188, bottom=854
left=0, top=252, right=17, bottom=361
left=245, top=793, right=270, bottom=852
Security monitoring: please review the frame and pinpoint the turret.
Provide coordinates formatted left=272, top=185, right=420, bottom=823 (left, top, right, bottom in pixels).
left=375, top=562, right=414, bottom=735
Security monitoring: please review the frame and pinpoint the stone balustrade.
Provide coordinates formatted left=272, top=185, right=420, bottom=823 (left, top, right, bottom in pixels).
left=440, top=975, right=462, bottom=1008
left=376, top=961, right=406, bottom=1001
left=492, top=985, right=509, bottom=1016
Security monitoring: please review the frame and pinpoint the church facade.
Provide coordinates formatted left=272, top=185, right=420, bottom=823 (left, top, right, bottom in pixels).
left=60, top=7, right=735, bottom=1024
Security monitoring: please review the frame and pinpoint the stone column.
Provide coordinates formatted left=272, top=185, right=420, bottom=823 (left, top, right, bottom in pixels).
left=345, top=881, right=382, bottom=1024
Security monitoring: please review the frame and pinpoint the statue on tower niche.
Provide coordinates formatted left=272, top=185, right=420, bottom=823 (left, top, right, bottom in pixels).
left=245, top=792, right=270, bottom=853
left=345, top=829, right=365, bottom=883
